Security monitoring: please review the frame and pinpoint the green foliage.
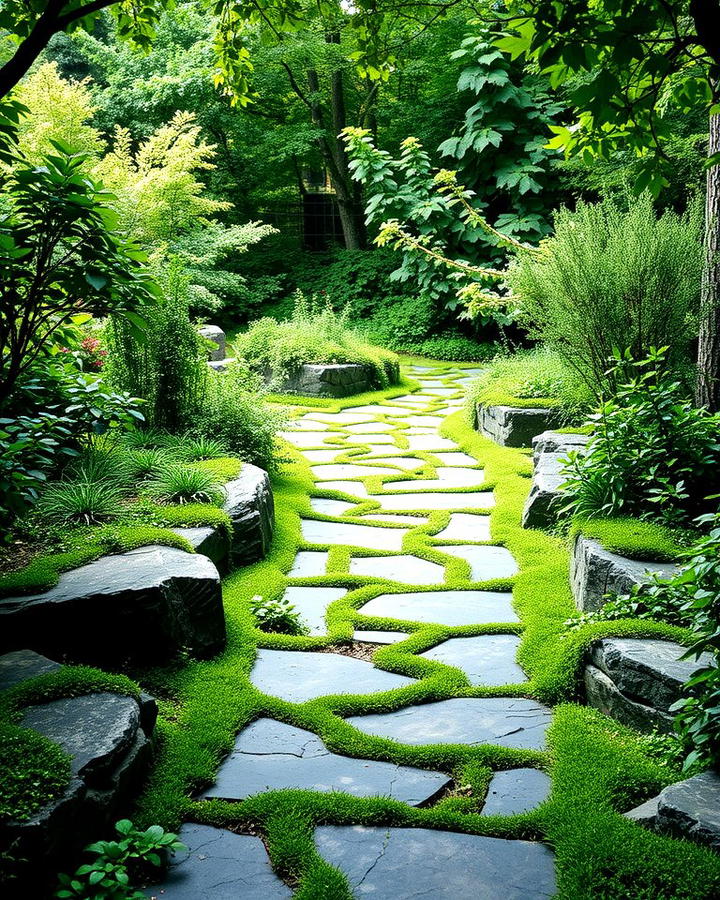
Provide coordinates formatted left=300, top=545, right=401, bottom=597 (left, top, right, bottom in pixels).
left=562, top=350, right=720, bottom=526
left=250, top=593, right=308, bottom=635
left=405, top=335, right=500, bottom=362
left=37, top=478, right=125, bottom=526
left=171, top=435, right=229, bottom=462
left=506, top=193, right=702, bottom=397
left=55, top=819, right=185, bottom=900
left=124, top=448, right=169, bottom=481
left=0, top=723, right=71, bottom=822
left=236, top=294, right=399, bottom=389
left=147, top=465, right=224, bottom=506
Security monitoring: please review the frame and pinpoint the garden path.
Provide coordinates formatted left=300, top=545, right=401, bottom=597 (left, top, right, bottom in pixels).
left=149, top=365, right=556, bottom=898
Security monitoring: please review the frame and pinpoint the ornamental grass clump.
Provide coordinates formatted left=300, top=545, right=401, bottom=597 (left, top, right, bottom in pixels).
left=38, top=479, right=126, bottom=526
left=147, top=465, right=224, bottom=506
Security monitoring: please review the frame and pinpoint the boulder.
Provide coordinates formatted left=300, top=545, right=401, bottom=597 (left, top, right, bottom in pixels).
left=0, top=648, right=60, bottom=692
left=476, top=404, right=562, bottom=448
left=208, top=356, right=237, bottom=372
left=625, top=771, right=720, bottom=849
left=171, top=525, right=231, bottom=575
left=571, top=534, right=678, bottom=612
left=0, top=546, right=225, bottom=663
left=277, top=363, right=393, bottom=398
left=198, top=324, right=226, bottom=361
left=531, top=430, right=591, bottom=463
left=223, top=465, right=275, bottom=565
left=584, top=664, right=674, bottom=734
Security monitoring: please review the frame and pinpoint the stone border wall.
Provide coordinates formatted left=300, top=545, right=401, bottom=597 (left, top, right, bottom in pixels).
left=522, top=431, right=590, bottom=529
left=475, top=404, right=561, bottom=447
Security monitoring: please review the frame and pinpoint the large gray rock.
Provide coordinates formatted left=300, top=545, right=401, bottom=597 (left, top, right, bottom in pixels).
left=583, top=665, right=673, bottom=733
left=571, top=535, right=678, bottom=612
left=0, top=648, right=60, bottom=691
left=531, top=430, right=591, bottom=464
left=522, top=432, right=591, bottom=530
left=277, top=362, right=399, bottom=398
left=314, top=825, right=556, bottom=898
left=171, top=525, right=231, bottom=575
left=198, top=324, right=226, bottom=361
left=476, top=404, right=561, bottom=447
left=626, top=772, right=720, bottom=849
left=223, top=465, right=275, bottom=565
left=0, top=546, right=225, bottom=663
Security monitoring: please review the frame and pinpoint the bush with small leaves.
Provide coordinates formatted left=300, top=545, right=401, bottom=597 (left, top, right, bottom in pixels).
left=148, top=465, right=224, bottom=505
left=250, top=593, right=308, bottom=635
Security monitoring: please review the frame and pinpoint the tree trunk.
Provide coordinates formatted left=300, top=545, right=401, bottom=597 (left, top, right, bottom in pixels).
left=696, top=111, right=720, bottom=410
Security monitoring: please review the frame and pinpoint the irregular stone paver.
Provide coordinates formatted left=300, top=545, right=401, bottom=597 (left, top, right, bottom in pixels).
left=404, top=415, right=444, bottom=427
left=0, top=648, right=60, bottom=691
left=349, top=555, right=445, bottom=585
left=306, top=412, right=374, bottom=424
left=310, top=497, right=356, bottom=516
left=350, top=405, right=418, bottom=416
left=482, top=768, right=551, bottom=816
left=301, top=519, right=407, bottom=551
left=312, top=463, right=400, bottom=479
left=389, top=467, right=485, bottom=490
left=345, top=421, right=396, bottom=433
left=251, top=649, right=416, bottom=702
left=317, top=480, right=369, bottom=497
left=433, top=451, right=479, bottom=466
left=434, top=513, right=491, bottom=541
left=314, top=826, right=556, bottom=898
left=279, top=586, right=347, bottom=634
left=362, top=513, right=428, bottom=525
left=435, top=544, right=518, bottom=581
left=343, top=433, right=397, bottom=445
left=405, top=426, right=436, bottom=435
left=354, top=630, right=409, bottom=644
left=420, top=636, right=527, bottom=685
left=288, top=550, right=329, bottom=578
left=346, top=697, right=551, bottom=750
left=377, top=491, right=495, bottom=511
left=303, top=449, right=344, bottom=463
left=287, top=418, right=329, bottom=431
left=278, top=430, right=335, bottom=447
left=204, top=718, right=449, bottom=804
left=420, top=386, right=460, bottom=396
left=359, top=590, right=519, bottom=625
left=406, top=435, right=462, bottom=452
left=392, top=395, right=432, bottom=404
left=145, top=824, right=291, bottom=899
left=358, top=455, right=426, bottom=469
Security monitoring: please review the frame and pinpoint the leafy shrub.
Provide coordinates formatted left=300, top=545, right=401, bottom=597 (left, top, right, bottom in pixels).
left=0, top=724, right=71, bottom=822
left=405, top=335, right=501, bottom=362
left=562, top=350, right=720, bottom=526
left=56, top=819, right=185, bottom=900
left=195, top=363, right=287, bottom=473
left=250, top=593, right=308, bottom=635
left=235, top=294, right=400, bottom=389
left=506, top=193, right=701, bottom=396
left=147, top=465, right=224, bottom=505
left=38, top=479, right=125, bottom=525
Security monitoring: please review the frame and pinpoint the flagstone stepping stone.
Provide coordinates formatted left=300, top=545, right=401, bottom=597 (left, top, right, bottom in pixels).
left=405, top=427, right=436, bottom=435
left=346, top=697, right=551, bottom=749
left=354, top=630, right=409, bottom=644
left=145, top=823, right=291, bottom=899
left=310, top=497, right=356, bottom=516
left=349, top=555, right=445, bottom=585
left=421, top=387, right=461, bottom=396
left=409, top=365, right=435, bottom=371
left=433, top=451, right=479, bottom=466
left=359, top=455, right=426, bottom=469
left=318, top=480, right=370, bottom=497
left=304, top=449, right=344, bottom=463
left=314, top=826, right=556, bottom=898
left=350, top=405, right=414, bottom=416
left=362, top=513, right=428, bottom=525
left=377, top=491, right=495, bottom=511
left=301, top=519, right=407, bottom=551
left=403, top=416, right=444, bottom=428
left=279, top=430, right=335, bottom=447
left=251, top=649, right=416, bottom=702
left=416, top=379, right=445, bottom=387
left=482, top=768, right=551, bottom=816
left=436, top=545, right=518, bottom=580
left=345, top=421, right=395, bottom=433
left=288, top=550, right=330, bottom=578
left=280, top=586, right=347, bottom=635
left=420, top=636, right=526, bottom=685
left=306, top=412, right=374, bottom=424
left=392, top=395, right=432, bottom=404
left=344, top=433, right=397, bottom=445
left=388, top=468, right=485, bottom=490
left=359, top=590, right=519, bottom=625
left=204, top=718, right=449, bottom=804
left=434, top=513, right=491, bottom=541
left=287, top=418, right=329, bottom=431
left=406, top=435, right=459, bottom=452
left=313, top=463, right=399, bottom=479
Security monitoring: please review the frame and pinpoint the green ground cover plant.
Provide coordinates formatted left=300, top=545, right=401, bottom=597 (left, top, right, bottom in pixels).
left=569, top=517, right=692, bottom=563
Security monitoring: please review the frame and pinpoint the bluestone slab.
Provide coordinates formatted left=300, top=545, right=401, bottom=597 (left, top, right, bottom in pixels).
left=420, top=635, right=527, bottom=685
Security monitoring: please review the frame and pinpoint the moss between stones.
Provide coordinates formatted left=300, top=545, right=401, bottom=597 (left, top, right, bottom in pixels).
left=124, top=364, right=720, bottom=898
left=569, top=517, right=693, bottom=563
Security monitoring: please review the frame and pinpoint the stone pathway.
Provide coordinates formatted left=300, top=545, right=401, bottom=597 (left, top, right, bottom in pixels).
left=151, top=365, right=556, bottom=898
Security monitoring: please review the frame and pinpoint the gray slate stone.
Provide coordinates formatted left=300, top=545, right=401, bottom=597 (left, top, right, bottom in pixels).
left=198, top=324, right=226, bottom=361
left=0, top=648, right=60, bottom=691
left=280, top=585, right=347, bottom=635
left=531, top=430, right=591, bottom=464
left=571, top=535, right=678, bottom=612
left=203, top=717, right=449, bottom=804
left=223, top=464, right=275, bottom=564
left=625, top=771, right=720, bottom=849
left=521, top=451, right=569, bottom=530
left=482, top=768, right=551, bottom=815
left=359, top=590, right=519, bottom=625
left=0, top=545, right=224, bottom=663
left=346, top=697, right=551, bottom=750
left=420, top=636, right=527, bottom=686
left=590, top=638, right=713, bottom=712
left=145, top=824, right=291, bottom=899
left=584, top=664, right=673, bottom=733
left=171, top=525, right=231, bottom=574
left=354, top=630, right=409, bottom=644
left=476, top=404, right=561, bottom=448
left=251, top=648, right=416, bottom=703
left=278, top=363, right=394, bottom=398
left=314, top=825, right=556, bottom=898
left=434, top=544, right=518, bottom=581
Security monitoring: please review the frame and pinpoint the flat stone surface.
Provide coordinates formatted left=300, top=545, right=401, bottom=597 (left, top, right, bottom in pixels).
left=358, top=455, right=426, bottom=469
left=359, top=590, right=519, bottom=625
left=404, top=427, right=436, bottom=435
left=301, top=519, right=407, bottom=551
left=306, top=412, right=374, bottom=424
left=389, top=468, right=485, bottom=491
left=392, top=395, right=432, bottom=404
left=433, top=451, right=478, bottom=466
left=303, top=449, right=343, bottom=463
left=656, top=771, right=720, bottom=847
left=420, top=636, right=526, bottom=685
left=287, top=418, right=329, bottom=431
left=279, top=586, right=346, bottom=635
left=435, top=545, right=518, bottom=581
left=354, top=630, right=409, bottom=644
left=351, top=405, right=416, bottom=416
left=204, top=718, right=449, bottom=804
left=145, top=824, right=291, bottom=899
left=345, top=421, right=395, bottom=433
left=346, top=697, right=551, bottom=749
left=378, top=491, right=495, bottom=511
left=343, top=434, right=398, bottom=445
left=314, top=825, right=556, bottom=897
left=584, top=664, right=673, bottom=733
left=288, top=551, right=329, bottom=578
left=482, top=768, right=551, bottom=816
left=0, top=649, right=60, bottom=692
left=362, top=513, right=428, bottom=525
left=403, top=415, right=444, bottom=427
left=251, top=649, right=416, bottom=703
left=310, top=497, right=356, bottom=516
left=406, top=435, right=458, bottom=452
left=349, top=555, right=445, bottom=585
left=223, top=464, right=275, bottom=565
left=279, top=430, right=335, bottom=447
left=420, top=387, right=460, bottom=396
left=313, top=463, right=399, bottom=479
left=477, top=405, right=560, bottom=448
left=22, top=693, right=140, bottom=781
left=434, top=513, right=491, bottom=541
left=318, top=480, right=369, bottom=497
